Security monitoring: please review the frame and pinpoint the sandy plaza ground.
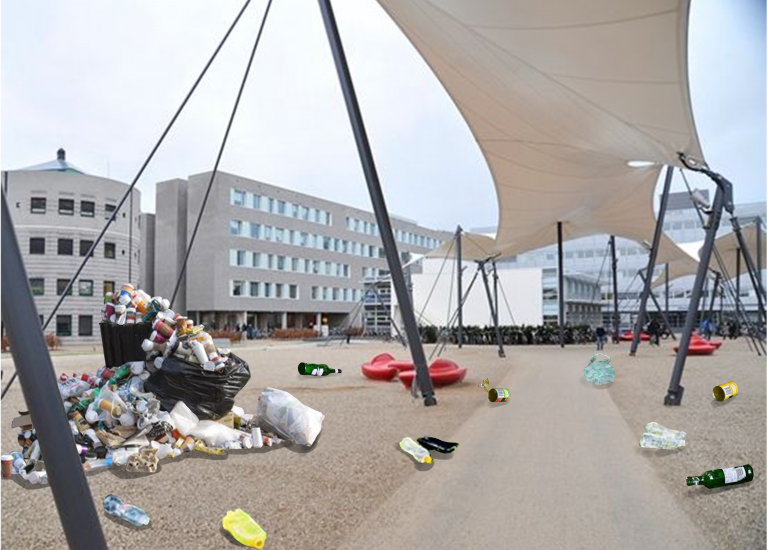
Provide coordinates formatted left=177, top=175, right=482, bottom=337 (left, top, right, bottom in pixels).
left=0, top=337, right=765, bottom=549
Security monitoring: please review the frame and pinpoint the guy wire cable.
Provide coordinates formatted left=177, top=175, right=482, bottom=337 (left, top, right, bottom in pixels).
left=171, top=0, right=273, bottom=308
left=0, top=0, right=253, bottom=400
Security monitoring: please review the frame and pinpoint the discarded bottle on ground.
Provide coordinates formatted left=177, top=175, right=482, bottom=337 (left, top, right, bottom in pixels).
left=399, top=437, right=432, bottom=464
left=103, top=494, right=151, bottom=526
left=639, top=422, right=686, bottom=450
left=687, top=465, right=753, bottom=489
left=298, top=363, right=341, bottom=376
left=417, top=436, right=459, bottom=454
left=222, top=509, right=267, bottom=548
left=713, top=381, right=738, bottom=402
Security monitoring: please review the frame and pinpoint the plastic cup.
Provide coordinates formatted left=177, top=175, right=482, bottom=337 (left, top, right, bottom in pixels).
left=1, top=455, right=13, bottom=478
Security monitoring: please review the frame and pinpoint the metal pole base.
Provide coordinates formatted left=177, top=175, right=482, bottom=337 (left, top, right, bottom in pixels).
left=423, top=395, right=438, bottom=407
left=629, top=350, right=637, bottom=357
left=498, top=350, right=506, bottom=358
left=664, top=385, right=685, bottom=406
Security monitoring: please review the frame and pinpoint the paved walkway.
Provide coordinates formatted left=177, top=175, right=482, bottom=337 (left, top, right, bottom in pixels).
left=339, top=352, right=714, bottom=550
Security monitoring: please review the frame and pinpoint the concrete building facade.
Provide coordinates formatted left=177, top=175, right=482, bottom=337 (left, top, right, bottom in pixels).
left=3, top=149, right=142, bottom=343
left=155, top=171, right=452, bottom=331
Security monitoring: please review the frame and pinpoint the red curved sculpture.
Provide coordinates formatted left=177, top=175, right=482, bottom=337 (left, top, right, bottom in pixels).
left=620, top=330, right=651, bottom=342
left=674, top=343, right=717, bottom=355
left=397, top=360, right=467, bottom=389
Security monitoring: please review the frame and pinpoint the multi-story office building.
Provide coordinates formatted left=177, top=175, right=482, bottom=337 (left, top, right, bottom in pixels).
left=3, top=149, right=143, bottom=342
left=155, top=171, right=452, bottom=331
left=487, top=191, right=766, bottom=328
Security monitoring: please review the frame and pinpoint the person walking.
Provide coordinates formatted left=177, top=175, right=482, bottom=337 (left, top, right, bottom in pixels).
left=595, top=325, right=606, bottom=350
left=648, top=319, right=661, bottom=346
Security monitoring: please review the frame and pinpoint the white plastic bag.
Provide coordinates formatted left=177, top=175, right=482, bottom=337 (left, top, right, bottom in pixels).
left=188, top=421, right=241, bottom=447
left=257, top=388, right=325, bottom=446
left=169, top=401, right=199, bottom=436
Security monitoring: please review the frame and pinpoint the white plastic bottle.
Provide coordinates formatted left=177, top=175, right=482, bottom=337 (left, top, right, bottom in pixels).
left=399, top=437, right=433, bottom=464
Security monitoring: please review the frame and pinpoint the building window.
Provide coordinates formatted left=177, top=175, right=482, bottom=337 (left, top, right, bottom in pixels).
left=250, top=282, right=260, bottom=297
left=78, top=315, right=93, bottom=336
left=232, top=189, right=246, bottom=206
left=58, top=238, right=74, bottom=255
left=105, top=203, right=116, bottom=219
left=250, top=223, right=260, bottom=239
left=56, top=315, right=72, bottom=337
left=276, top=284, right=284, bottom=299
left=29, top=238, right=45, bottom=255
left=79, top=280, right=94, bottom=297
left=58, top=198, right=75, bottom=215
left=252, top=195, right=261, bottom=209
left=232, top=280, right=244, bottom=297
left=277, top=256, right=286, bottom=271
left=229, top=220, right=242, bottom=236
left=289, top=284, right=298, bottom=299
left=30, top=197, right=46, bottom=214
left=277, top=200, right=286, bottom=215
left=104, top=242, right=116, bottom=259
left=103, top=281, right=115, bottom=296
left=79, top=240, right=94, bottom=257
left=311, top=286, right=319, bottom=300
left=263, top=283, right=272, bottom=298
left=57, top=279, right=73, bottom=296
left=29, top=278, right=45, bottom=296
left=236, top=250, right=246, bottom=266
left=80, top=201, right=95, bottom=217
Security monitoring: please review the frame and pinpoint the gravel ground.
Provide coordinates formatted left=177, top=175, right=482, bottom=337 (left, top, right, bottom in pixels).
left=0, top=338, right=764, bottom=549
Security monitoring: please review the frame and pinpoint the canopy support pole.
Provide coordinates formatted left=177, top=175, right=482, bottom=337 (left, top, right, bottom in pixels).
left=479, top=260, right=506, bottom=358
left=665, top=264, right=670, bottom=323
left=318, top=0, right=436, bottom=405
left=493, top=259, right=499, bottom=325
left=638, top=271, right=676, bottom=340
left=756, top=217, right=765, bottom=298
left=729, top=217, right=766, bottom=324
left=456, top=225, right=464, bottom=349
left=631, top=165, right=673, bottom=356
left=610, top=235, right=620, bottom=343
left=666, top=154, right=732, bottom=406
left=1, top=191, right=108, bottom=550
left=736, top=247, right=741, bottom=311
left=708, top=272, right=721, bottom=325
left=557, top=221, right=565, bottom=348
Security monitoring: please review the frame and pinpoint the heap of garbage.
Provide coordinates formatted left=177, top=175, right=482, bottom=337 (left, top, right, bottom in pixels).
left=4, top=284, right=325, bottom=486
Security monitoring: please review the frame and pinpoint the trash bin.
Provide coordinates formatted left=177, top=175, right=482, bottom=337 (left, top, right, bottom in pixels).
left=100, top=322, right=152, bottom=367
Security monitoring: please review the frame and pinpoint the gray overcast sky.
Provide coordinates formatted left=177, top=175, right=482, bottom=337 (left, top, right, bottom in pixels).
left=1, top=0, right=765, bottom=232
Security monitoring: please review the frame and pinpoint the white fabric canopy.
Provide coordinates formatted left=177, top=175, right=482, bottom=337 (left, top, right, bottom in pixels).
left=652, top=225, right=766, bottom=287
left=377, top=0, right=703, bottom=261
left=425, top=232, right=502, bottom=261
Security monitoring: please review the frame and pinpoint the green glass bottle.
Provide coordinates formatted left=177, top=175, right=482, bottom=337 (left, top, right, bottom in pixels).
left=687, top=465, right=753, bottom=488
left=298, top=363, right=341, bottom=376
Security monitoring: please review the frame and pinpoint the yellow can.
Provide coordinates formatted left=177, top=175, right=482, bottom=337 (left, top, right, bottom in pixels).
left=713, top=381, right=739, bottom=401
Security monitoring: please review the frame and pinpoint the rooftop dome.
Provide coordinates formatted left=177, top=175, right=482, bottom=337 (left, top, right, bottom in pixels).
left=21, top=148, right=89, bottom=175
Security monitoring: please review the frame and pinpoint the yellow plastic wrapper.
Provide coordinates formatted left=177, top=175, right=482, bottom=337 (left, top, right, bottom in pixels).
left=222, top=509, right=267, bottom=548
left=193, top=440, right=227, bottom=456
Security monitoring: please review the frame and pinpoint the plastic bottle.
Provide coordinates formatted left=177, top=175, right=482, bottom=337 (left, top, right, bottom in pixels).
left=83, top=457, right=113, bottom=471
left=252, top=427, right=263, bottom=449
left=103, top=494, right=151, bottom=526
left=222, top=509, right=267, bottom=548
left=27, top=470, right=48, bottom=485
left=399, top=437, right=432, bottom=464
left=417, top=436, right=459, bottom=454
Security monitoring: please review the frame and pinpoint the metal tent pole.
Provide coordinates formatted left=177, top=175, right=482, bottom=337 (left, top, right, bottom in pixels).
left=665, top=263, right=670, bottom=323
left=631, top=165, right=673, bottom=355
left=492, top=259, right=499, bottom=324
left=557, top=221, right=565, bottom=347
left=665, top=181, right=726, bottom=405
left=757, top=217, right=765, bottom=298
left=1, top=191, right=108, bottom=550
left=479, top=260, right=506, bottom=358
left=456, top=225, right=463, bottom=348
left=736, top=247, right=742, bottom=311
left=318, top=0, right=436, bottom=405
left=610, top=235, right=620, bottom=343
left=730, top=216, right=766, bottom=324
left=708, top=272, right=721, bottom=324
left=638, top=271, right=676, bottom=340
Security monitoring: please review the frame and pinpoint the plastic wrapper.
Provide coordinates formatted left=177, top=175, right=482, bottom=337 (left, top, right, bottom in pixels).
left=188, top=421, right=242, bottom=447
left=169, top=401, right=199, bottom=437
left=256, top=388, right=324, bottom=446
left=144, top=354, right=251, bottom=419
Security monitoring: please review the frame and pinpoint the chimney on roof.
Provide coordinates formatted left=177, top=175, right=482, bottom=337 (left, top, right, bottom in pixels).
left=57, top=148, right=66, bottom=161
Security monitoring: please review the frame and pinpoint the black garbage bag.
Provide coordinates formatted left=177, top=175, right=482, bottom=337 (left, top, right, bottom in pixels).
left=144, top=353, right=251, bottom=419
left=100, top=322, right=152, bottom=367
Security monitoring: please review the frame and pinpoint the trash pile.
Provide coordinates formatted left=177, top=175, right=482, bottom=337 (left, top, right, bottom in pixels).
left=5, top=285, right=326, bottom=489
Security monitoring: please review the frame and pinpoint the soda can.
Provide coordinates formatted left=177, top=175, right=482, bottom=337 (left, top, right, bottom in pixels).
left=150, top=331, right=168, bottom=344
left=488, top=388, right=510, bottom=402
left=713, top=381, right=739, bottom=402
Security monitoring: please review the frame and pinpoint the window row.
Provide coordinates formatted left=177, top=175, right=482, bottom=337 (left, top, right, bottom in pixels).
left=664, top=219, right=703, bottom=232
left=346, top=217, right=379, bottom=236
left=394, top=228, right=441, bottom=249
left=310, top=286, right=361, bottom=302
left=55, top=314, right=94, bottom=337
left=230, top=188, right=332, bottom=226
left=229, top=220, right=386, bottom=259
left=29, top=197, right=120, bottom=219
left=29, top=237, right=118, bottom=258
left=362, top=267, right=389, bottom=279
left=231, top=280, right=299, bottom=300
left=29, top=278, right=118, bottom=297
left=229, top=250, right=350, bottom=278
